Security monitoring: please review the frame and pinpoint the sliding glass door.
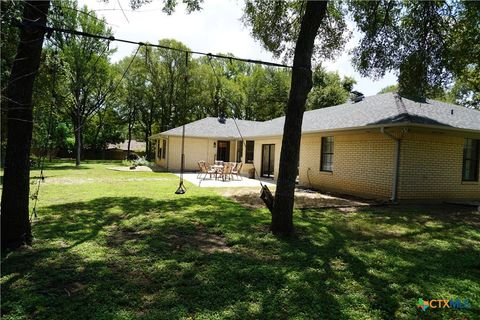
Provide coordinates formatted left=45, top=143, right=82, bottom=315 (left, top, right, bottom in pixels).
left=261, top=144, right=275, bottom=178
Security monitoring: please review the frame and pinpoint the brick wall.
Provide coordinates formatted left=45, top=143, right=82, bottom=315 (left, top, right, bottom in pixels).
left=398, top=129, right=480, bottom=200
left=298, top=131, right=396, bottom=199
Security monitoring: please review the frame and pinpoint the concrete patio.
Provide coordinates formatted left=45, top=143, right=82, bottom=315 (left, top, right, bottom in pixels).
left=175, top=172, right=276, bottom=188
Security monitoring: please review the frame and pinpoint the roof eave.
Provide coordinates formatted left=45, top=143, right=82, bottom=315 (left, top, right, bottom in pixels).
left=151, top=134, right=242, bottom=140
left=245, top=122, right=480, bottom=139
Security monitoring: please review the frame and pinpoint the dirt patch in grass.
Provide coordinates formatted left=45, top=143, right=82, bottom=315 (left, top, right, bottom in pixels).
left=106, top=226, right=145, bottom=247
left=217, top=187, right=374, bottom=209
left=164, top=225, right=233, bottom=254
left=107, top=224, right=232, bottom=254
left=108, top=165, right=163, bottom=172
left=379, top=204, right=480, bottom=226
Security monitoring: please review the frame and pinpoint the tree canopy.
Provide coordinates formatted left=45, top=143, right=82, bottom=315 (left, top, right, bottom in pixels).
left=350, top=0, right=479, bottom=102
left=307, top=65, right=356, bottom=110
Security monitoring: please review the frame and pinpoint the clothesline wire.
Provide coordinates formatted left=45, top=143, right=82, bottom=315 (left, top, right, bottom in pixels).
left=17, top=20, right=294, bottom=70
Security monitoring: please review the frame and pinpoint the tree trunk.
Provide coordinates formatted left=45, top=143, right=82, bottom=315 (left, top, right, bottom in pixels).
left=93, top=110, right=104, bottom=151
left=127, top=106, right=134, bottom=157
left=271, top=1, right=328, bottom=236
left=127, top=130, right=132, bottom=156
left=74, top=121, right=82, bottom=166
left=1, top=1, right=50, bottom=250
left=72, top=111, right=85, bottom=166
left=144, top=129, right=150, bottom=160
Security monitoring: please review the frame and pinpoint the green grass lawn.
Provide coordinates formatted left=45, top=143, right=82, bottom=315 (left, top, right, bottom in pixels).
left=1, top=162, right=479, bottom=319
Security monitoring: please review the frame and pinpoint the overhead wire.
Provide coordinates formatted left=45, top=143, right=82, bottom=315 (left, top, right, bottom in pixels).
left=11, top=16, right=282, bottom=207
left=17, top=19, right=293, bottom=69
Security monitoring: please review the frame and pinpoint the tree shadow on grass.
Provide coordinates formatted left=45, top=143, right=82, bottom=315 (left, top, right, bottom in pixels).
left=2, top=197, right=479, bottom=319
left=2, top=195, right=347, bottom=319
left=298, top=206, right=480, bottom=319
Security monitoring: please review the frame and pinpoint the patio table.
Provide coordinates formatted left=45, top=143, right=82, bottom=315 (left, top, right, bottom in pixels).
left=210, top=164, right=224, bottom=180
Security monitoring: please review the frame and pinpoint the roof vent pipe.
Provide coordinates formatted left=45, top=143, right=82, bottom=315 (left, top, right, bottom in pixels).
left=218, top=112, right=226, bottom=124
left=350, top=91, right=365, bottom=103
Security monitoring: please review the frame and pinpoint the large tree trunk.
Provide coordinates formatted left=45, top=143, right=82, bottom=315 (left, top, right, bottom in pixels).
left=271, top=1, right=328, bottom=236
left=127, top=105, right=135, bottom=157
left=71, top=109, right=85, bottom=166
left=1, top=1, right=50, bottom=250
left=144, top=128, right=151, bottom=160
left=74, top=119, right=82, bottom=166
left=127, top=129, right=132, bottom=156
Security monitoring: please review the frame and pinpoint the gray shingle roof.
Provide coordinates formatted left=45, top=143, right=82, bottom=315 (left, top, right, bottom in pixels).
left=152, top=93, right=480, bottom=139
left=151, top=117, right=261, bottom=139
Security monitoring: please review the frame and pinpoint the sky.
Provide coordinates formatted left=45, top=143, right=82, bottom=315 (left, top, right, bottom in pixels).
left=77, top=0, right=397, bottom=96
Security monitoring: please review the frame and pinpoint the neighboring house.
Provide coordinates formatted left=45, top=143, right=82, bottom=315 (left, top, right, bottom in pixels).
left=107, top=140, right=146, bottom=152
left=97, top=140, right=146, bottom=160
left=150, top=93, right=480, bottom=201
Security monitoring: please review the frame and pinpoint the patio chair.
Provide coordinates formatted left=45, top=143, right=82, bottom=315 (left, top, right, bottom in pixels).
left=197, top=161, right=206, bottom=178
left=205, top=162, right=217, bottom=179
left=221, top=162, right=233, bottom=181
left=232, top=162, right=243, bottom=180
left=197, top=161, right=216, bottom=180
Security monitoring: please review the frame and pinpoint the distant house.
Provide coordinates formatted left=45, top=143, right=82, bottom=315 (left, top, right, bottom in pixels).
left=107, top=140, right=146, bottom=152
left=95, top=139, right=147, bottom=160
left=150, top=93, right=480, bottom=201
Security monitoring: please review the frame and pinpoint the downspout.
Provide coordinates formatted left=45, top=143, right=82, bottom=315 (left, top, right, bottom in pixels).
left=381, top=127, right=400, bottom=202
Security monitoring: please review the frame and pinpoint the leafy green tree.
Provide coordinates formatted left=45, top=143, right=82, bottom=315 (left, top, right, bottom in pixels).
left=445, top=1, right=479, bottom=109
left=83, top=106, right=124, bottom=151
left=187, top=57, right=220, bottom=119
left=52, top=122, right=75, bottom=154
left=143, top=40, right=190, bottom=158
left=244, top=65, right=290, bottom=120
left=307, top=65, right=356, bottom=110
left=154, top=39, right=191, bottom=128
left=378, top=84, right=398, bottom=94
left=0, top=1, right=22, bottom=93
left=31, top=49, right=65, bottom=158
left=350, top=0, right=479, bottom=102
left=49, top=0, right=115, bottom=165
left=1, top=1, right=23, bottom=163
left=115, top=58, right=142, bottom=156
left=451, top=70, right=480, bottom=110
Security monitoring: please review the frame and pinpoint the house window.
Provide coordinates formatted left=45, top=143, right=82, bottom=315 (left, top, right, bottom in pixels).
left=246, top=140, right=254, bottom=163
left=236, top=140, right=243, bottom=162
left=320, top=136, right=334, bottom=172
left=162, top=139, right=167, bottom=159
left=157, top=140, right=162, bottom=159
left=462, top=138, right=479, bottom=181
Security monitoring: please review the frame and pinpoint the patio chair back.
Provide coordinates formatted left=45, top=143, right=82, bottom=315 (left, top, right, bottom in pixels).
left=233, top=162, right=242, bottom=174
left=198, top=161, right=207, bottom=173
left=221, top=162, right=233, bottom=180
left=231, top=162, right=243, bottom=180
